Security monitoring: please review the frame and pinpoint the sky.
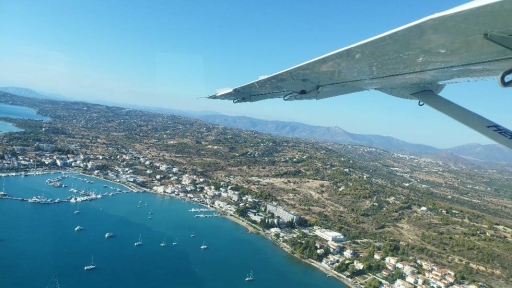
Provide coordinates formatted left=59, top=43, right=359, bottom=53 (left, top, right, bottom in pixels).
left=0, top=0, right=511, bottom=149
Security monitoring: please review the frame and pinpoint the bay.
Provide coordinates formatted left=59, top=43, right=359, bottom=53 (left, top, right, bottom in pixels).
left=0, top=173, right=346, bottom=288
left=0, top=103, right=49, bottom=133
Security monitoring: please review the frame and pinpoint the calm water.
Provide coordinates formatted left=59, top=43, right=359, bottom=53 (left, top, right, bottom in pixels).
left=0, top=173, right=346, bottom=288
left=0, top=103, right=49, bottom=133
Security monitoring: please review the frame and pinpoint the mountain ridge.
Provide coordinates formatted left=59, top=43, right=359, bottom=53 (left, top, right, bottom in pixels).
left=193, top=114, right=512, bottom=164
left=3, top=86, right=512, bottom=163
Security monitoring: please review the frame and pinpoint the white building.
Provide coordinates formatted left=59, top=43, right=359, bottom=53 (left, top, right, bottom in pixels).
left=385, top=256, right=399, bottom=265
left=394, top=279, right=414, bottom=288
left=315, top=229, right=347, bottom=242
left=266, top=204, right=299, bottom=222
left=343, top=249, right=355, bottom=258
left=354, top=260, right=364, bottom=270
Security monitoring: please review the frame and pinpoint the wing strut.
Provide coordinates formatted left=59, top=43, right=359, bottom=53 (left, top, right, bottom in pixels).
left=411, top=91, right=512, bottom=150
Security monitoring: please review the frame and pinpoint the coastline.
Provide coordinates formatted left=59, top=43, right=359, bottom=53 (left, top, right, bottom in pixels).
left=220, top=213, right=359, bottom=288
left=140, top=188, right=360, bottom=288
left=4, top=170, right=358, bottom=288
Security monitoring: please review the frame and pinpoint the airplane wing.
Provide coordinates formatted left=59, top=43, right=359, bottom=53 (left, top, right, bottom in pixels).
left=208, top=0, right=512, bottom=150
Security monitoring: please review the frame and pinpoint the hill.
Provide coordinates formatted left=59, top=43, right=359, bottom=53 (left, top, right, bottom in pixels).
left=195, top=114, right=512, bottom=164
left=1, top=91, right=512, bottom=286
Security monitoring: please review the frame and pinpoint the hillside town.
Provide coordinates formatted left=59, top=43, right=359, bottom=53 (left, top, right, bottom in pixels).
left=0, top=147, right=487, bottom=288
left=1, top=93, right=511, bottom=287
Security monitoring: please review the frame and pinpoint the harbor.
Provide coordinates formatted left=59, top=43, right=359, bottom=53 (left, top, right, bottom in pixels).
left=0, top=172, right=345, bottom=288
left=0, top=171, right=133, bottom=204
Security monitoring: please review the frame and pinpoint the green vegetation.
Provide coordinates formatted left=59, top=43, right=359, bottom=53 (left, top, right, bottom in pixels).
left=1, top=91, right=511, bottom=286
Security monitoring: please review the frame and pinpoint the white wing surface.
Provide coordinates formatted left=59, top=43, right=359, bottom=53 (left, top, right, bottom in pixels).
left=209, top=0, right=512, bottom=103
left=208, top=0, right=512, bottom=150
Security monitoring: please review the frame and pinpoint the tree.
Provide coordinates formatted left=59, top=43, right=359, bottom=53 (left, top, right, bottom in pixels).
left=295, top=216, right=309, bottom=227
left=235, top=206, right=248, bottom=217
left=367, top=244, right=375, bottom=259
left=364, top=278, right=381, bottom=288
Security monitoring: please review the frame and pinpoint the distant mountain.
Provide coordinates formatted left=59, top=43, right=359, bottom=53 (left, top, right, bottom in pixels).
left=0, top=87, right=68, bottom=101
left=445, top=143, right=512, bottom=163
left=128, top=106, right=222, bottom=118
left=196, top=114, right=440, bottom=153
left=193, top=114, right=512, bottom=164
left=3, top=86, right=511, bottom=163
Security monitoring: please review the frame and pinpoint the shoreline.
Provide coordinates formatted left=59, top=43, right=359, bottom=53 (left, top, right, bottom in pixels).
left=218, top=212, right=359, bottom=288
left=115, top=182, right=360, bottom=288
left=3, top=170, right=358, bottom=287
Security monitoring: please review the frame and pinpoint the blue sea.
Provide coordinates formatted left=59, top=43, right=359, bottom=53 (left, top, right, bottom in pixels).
left=0, top=103, right=49, bottom=133
left=0, top=173, right=346, bottom=288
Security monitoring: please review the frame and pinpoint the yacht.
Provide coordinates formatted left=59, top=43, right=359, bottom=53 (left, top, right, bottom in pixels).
left=245, top=271, right=254, bottom=282
left=149, top=209, right=154, bottom=215
left=84, top=256, right=96, bottom=270
left=190, top=232, right=195, bottom=238
left=172, top=238, right=178, bottom=246
left=75, top=226, right=83, bottom=231
left=148, top=215, right=152, bottom=219
left=134, top=234, right=142, bottom=246
left=105, top=232, right=114, bottom=239
left=200, top=242, right=207, bottom=250
left=160, top=239, right=166, bottom=247
left=74, top=204, right=80, bottom=214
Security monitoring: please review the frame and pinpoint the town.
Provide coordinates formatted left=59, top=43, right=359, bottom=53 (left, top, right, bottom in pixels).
left=1, top=91, right=512, bottom=287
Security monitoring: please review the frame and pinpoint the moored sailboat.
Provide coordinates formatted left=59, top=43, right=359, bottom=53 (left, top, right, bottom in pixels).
left=84, top=256, right=96, bottom=270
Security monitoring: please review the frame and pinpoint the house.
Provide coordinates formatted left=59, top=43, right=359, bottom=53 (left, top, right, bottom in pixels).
left=405, top=275, right=417, bottom=284
left=328, top=241, right=343, bottom=254
left=417, top=275, right=428, bottom=285
left=343, top=249, right=355, bottom=259
left=315, top=229, right=347, bottom=242
left=381, top=269, right=391, bottom=277
left=403, top=265, right=418, bottom=275
left=386, top=262, right=396, bottom=271
left=445, top=274, right=456, bottom=283
left=394, top=279, right=414, bottom=288
left=354, top=260, right=364, bottom=270
left=385, top=257, right=398, bottom=265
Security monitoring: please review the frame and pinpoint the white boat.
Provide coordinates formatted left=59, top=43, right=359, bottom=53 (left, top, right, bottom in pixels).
left=160, top=238, right=166, bottom=247
left=200, top=242, right=207, bottom=250
left=134, top=234, right=142, bottom=246
left=74, top=204, right=80, bottom=214
left=172, top=238, right=178, bottom=245
left=75, top=226, right=83, bottom=231
left=84, top=256, right=96, bottom=270
left=148, top=215, right=152, bottom=219
left=190, top=232, right=195, bottom=238
left=245, top=271, right=254, bottom=282
left=105, top=232, right=114, bottom=238
left=149, top=209, right=154, bottom=215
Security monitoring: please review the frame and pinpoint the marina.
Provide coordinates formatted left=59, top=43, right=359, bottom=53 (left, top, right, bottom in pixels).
left=0, top=172, right=345, bottom=288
